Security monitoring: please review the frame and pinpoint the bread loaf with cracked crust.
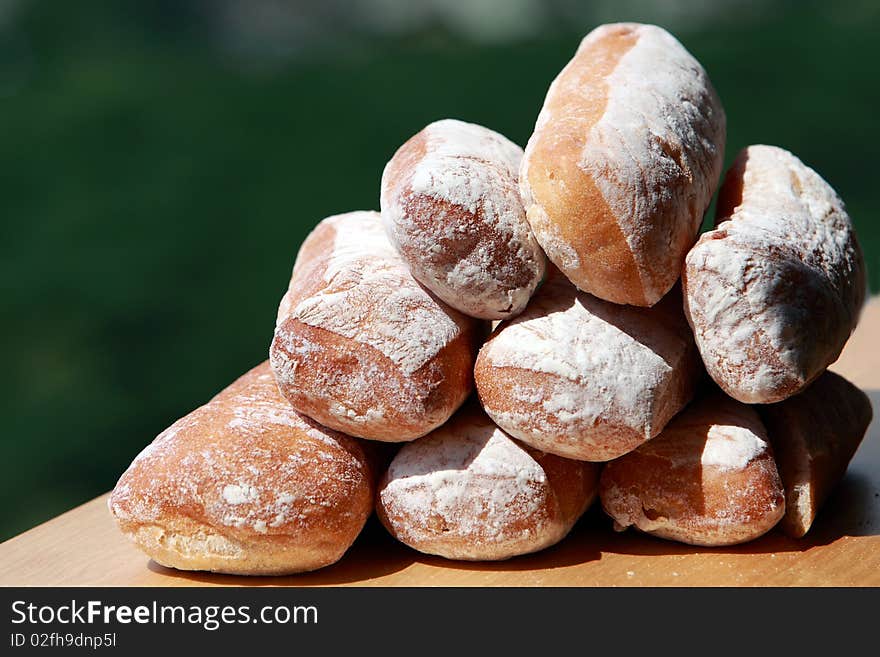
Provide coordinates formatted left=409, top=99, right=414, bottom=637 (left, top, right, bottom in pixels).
left=475, top=268, right=703, bottom=462
left=381, top=119, right=546, bottom=320
left=376, top=404, right=599, bottom=561
left=109, top=362, right=377, bottom=575
left=758, top=371, right=873, bottom=538
left=520, top=22, right=726, bottom=306
left=683, top=145, right=866, bottom=403
left=270, top=211, right=485, bottom=442
left=599, top=392, right=785, bottom=546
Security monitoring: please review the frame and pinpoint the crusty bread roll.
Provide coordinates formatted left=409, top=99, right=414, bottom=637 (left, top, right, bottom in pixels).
left=599, top=393, right=785, bottom=546
left=520, top=22, right=726, bottom=307
left=474, top=268, right=703, bottom=461
left=270, top=211, right=485, bottom=442
left=109, top=362, right=377, bottom=575
left=380, top=119, right=546, bottom=320
left=376, top=404, right=599, bottom=561
left=757, top=371, right=873, bottom=538
left=683, top=145, right=866, bottom=404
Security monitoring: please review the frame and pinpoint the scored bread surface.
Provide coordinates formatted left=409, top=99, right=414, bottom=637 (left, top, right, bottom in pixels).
left=381, top=119, right=546, bottom=319
left=271, top=211, right=484, bottom=442
left=520, top=22, right=726, bottom=306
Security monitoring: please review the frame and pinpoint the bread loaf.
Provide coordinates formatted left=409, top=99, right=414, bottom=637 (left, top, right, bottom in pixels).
left=109, top=362, right=377, bottom=575
left=270, top=211, right=485, bottom=442
left=758, top=371, right=873, bottom=538
left=600, top=392, right=785, bottom=546
left=376, top=404, right=599, bottom=560
left=520, top=22, right=726, bottom=306
left=683, top=145, right=866, bottom=403
left=380, top=119, right=546, bottom=319
left=474, top=268, right=703, bottom=461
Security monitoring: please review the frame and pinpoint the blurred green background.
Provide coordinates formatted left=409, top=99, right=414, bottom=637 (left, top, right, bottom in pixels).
left=1, top=0, right=877, bottom=541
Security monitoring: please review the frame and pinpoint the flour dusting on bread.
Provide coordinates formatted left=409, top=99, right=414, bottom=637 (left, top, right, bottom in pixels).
left=684, top=145, right=865, bottom=403
left=381, top=119, right=545, bottom=319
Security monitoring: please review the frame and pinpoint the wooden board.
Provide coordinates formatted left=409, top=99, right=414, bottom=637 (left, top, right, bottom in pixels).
left=3, top=300, right=879, bottom=587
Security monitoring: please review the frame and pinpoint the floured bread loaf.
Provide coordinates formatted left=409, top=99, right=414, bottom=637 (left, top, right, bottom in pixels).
left=381, top=119, right=546, bottom=319
left=270, top=211, right=485, bottom=442
left=376, top=404, right=599, bottom=561
left=683, top=145, right=866, bottom=403
left=758, top=371, right=873, bottom=538
left=109, top=362, right=377, bottom=575
left=474, top=268, right=703, bottom=461
left=600, top=393, right=785, bottom=546
left=520, top=22, right=726, bottom=306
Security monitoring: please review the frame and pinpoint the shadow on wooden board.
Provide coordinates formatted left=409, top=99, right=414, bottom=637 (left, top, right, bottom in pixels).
left=416, top=389, right=880, bottom=573
left=149, top=390, right=880, bottom=585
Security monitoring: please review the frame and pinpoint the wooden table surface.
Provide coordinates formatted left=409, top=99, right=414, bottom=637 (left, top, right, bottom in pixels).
left=3, top=300, right=879, bottom=587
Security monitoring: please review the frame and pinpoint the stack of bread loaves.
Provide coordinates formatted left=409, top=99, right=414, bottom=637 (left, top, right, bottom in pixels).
left=110, top=22, right=872, bottom=575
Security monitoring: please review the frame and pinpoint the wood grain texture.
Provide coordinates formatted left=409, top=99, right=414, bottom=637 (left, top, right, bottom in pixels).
left=2, top=298, right=878, bottom=587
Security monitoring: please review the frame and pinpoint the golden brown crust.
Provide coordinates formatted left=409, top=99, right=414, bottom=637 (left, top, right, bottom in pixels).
left=475, top=363, right=646, bottom=461
left=532, top=446, right=599, bottom=530
left=383, top=130, right=428, bottom=204
left=109, top=362, right=376, bottom=575
left=758, top=371, right=873, bottom=537
left=376, top=404, right=599, bottom=560
left=521, top=26, right=643, bottom=304
left=521, top=23, right=725, bottom=306
left=599, top=393, right=786, bottom=546
left=272, top=320, right=477, bottom=442
left=270, top=211, right=485, bottom=441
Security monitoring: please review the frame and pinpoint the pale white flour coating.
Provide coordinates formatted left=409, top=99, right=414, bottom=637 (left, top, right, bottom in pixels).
left=700, top=424, right=768, bottom=472
left=599, top=395, right=785, bottom=546
left=684, top=145, right=865, bottom=403
left=270, top=211, right=477, bottom=440
left=289, top=212, right=461, bottom=377
left=476, top=272, right=698, bottom=460
left=383, top=422, right=548, bottom=539
left=582, top=24, right=726, bottom=302
left=317, top=211, right=401, bottom=278
left=519, top=22, right=725, bottom=306
left=409, top=119, right=523, bottom=202
left=381, top=119, right=546, bottom=319
left=377, top=408, right=591, bottom=560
